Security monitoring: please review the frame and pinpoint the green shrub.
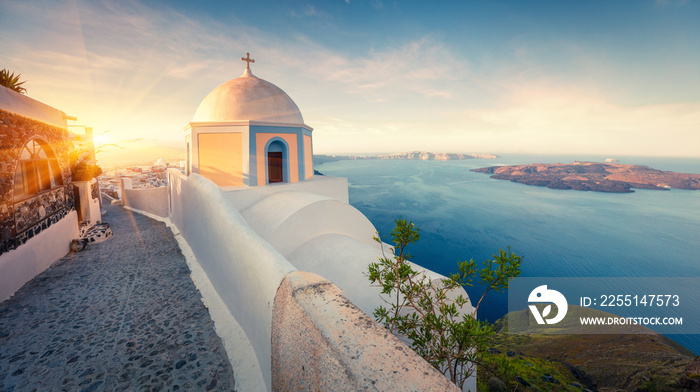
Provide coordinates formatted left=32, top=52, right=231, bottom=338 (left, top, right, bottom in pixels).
left=368, top=218, right=523, bottom=389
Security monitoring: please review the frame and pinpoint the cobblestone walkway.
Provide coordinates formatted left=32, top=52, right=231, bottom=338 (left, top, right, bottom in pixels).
left=0, top=204, right=236, bottom=391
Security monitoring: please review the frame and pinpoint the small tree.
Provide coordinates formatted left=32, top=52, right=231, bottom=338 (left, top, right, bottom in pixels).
left=368, top=218, right=523, bottom=389
left=0, top=69, right=27, bottom=94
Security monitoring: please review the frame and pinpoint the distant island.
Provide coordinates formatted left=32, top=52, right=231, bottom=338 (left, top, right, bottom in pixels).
left=314, top=151, right=497, bottom=165
left=472, top=161, right=700, bottom=193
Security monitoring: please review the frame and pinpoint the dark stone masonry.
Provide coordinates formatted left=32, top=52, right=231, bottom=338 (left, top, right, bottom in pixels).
left=0, top=108, right=76, bottom=255
left=0, top=203, right=236, bottom=391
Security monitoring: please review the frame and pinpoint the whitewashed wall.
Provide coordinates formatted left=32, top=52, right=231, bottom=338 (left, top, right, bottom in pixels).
left=0, top=211, right=78, bottom=302
left=121, top=186, right=168, bottom=218
left=167, top=170, right=295, bottom=391
left=73, top=179, right=101, bottom=224
left=227, top=178, right=477, bottom=391
left=168, top=169, right=476, bottom=391
left=223, top=175, right=348, bottom=210
left=0, top=86, right=68, bottom=129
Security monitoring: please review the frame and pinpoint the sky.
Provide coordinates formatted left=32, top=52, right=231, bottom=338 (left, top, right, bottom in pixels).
left=1, top=0, right=699, bottom=164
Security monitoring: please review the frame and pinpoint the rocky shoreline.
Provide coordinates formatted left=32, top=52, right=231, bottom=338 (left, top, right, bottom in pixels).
left=472, top=162, right=700, bottom=193
left=314, top=151, right=498, bottom=165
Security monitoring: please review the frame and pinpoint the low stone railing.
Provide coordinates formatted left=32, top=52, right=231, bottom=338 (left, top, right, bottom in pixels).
left=272, top=271, right=459, bottom=391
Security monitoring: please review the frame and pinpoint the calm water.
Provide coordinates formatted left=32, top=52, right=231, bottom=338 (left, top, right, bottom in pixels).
left=317, top=154, right=700, bottom=353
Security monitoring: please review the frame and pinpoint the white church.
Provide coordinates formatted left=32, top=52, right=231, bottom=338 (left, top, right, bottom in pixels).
left=162, top=54, right=477, bottom=391
left=184, top=53, right=313, bottom=187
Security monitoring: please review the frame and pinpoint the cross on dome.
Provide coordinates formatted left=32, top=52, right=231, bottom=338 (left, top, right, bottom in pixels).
left=241, top=52, right=255, bottom=70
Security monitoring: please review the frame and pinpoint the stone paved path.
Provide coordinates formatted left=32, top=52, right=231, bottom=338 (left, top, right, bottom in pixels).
left=0, top=204, right=236, bottom=391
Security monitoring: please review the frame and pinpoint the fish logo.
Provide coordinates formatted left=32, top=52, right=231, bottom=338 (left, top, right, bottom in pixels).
left=528, top=285, right=568, bottom=325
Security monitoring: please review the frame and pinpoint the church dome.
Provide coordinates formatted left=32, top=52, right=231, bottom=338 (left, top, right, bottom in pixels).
left=193, top=65, right=304, bottom=125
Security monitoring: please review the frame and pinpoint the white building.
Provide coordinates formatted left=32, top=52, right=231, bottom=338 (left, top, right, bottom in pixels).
left=185, top=53, right=313, bottom=186
left=165, top=54, right=476, bottom=391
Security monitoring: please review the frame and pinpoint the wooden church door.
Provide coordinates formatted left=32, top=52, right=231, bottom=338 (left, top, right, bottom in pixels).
left=268, top=152, right=283, bottom=183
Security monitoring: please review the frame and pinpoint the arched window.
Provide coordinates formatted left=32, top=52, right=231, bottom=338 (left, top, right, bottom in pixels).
left=13, top=139, right=63, bottom=199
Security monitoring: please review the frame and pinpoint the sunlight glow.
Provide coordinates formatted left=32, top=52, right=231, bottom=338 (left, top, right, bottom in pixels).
left=1, top=0, right=698, bottom=163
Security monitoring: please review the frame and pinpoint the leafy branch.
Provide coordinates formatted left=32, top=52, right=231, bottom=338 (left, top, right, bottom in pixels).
left=368, top=218, right=523, bottom=390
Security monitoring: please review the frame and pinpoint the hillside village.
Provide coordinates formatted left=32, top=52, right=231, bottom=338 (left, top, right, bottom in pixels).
left=99, top=159, right=183, bottom=199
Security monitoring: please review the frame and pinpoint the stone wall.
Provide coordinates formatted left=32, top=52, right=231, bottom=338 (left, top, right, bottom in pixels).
left=12, top=187, right=72, bottom=243
left=0, top=108, right=75, bottom=255
left=272, top=271, right=460, bottom=392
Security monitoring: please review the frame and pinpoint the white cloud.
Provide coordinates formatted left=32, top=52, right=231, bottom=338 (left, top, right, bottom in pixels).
left=450, top=84, right=700, bottom=156
left=288, top=36, right=470, bottom=103
left=2, top=0, right=697, bottom=159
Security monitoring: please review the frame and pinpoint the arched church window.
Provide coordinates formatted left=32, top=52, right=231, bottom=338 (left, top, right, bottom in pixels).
left=13, top=139, right=63, bottom=199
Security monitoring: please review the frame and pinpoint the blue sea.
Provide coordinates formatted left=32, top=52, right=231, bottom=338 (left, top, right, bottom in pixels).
left=316, top=154, right=700, bottom=354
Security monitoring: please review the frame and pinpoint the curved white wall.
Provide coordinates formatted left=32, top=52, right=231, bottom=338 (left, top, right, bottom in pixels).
left=287, top=233, right=387, bottom=315
left=235, top=184, right=475, bottom=328
left=288, top=233, right=475, bottom=321
left=240, top=191, right=377, bottom=257
left=223, top=175, right=349, bottom=210
left=240, top=191, right=328, bottom=239
left=168, top=170, right=295, bottom=390
left=171, top=171, right=476, bottom=390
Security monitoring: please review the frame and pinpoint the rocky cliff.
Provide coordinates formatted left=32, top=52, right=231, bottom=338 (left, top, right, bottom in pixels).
left=472, top=162, right=700, bottom=193
left=314, top=151, right=497, bottom=165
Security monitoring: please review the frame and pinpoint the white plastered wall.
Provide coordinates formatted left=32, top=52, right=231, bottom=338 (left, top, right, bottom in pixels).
left=168, top=170, right=294, bottom=391
left=229, top=179, right=477, bottom=391
left=0, top=86, right=68, bottom=128
left=74, top=179, right=102, bottom=224
left=232, top=181, right=476, bottom=319
left=171, top=170, right=476, bottom=391
left=223, top=175, right=348, bottom=210
left=0, top=211, right=78, bottom=302
left=240, top=191, right=376, bottom=257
